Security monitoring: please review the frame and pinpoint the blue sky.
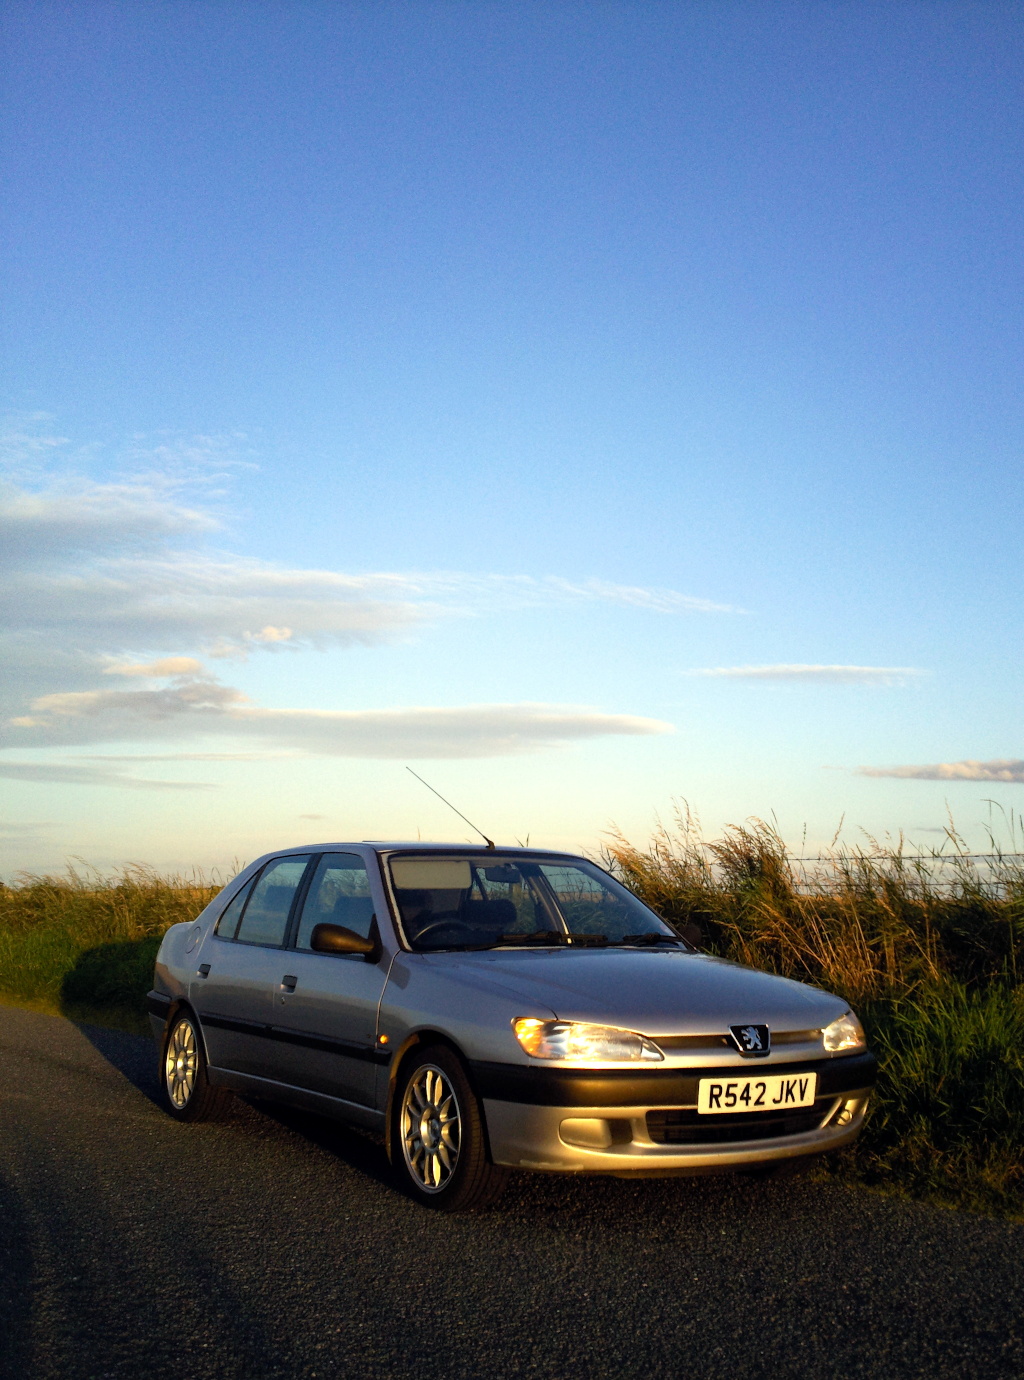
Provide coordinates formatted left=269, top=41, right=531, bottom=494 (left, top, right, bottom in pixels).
left=2, top=2, right=1022, bottom=874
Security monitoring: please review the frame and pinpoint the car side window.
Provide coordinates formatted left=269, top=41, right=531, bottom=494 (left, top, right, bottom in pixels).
left=235, top=856, right=312, bottom=947
left=215, top=875, right=257, bottom=939
left=295, top=853, right=374, bottom=950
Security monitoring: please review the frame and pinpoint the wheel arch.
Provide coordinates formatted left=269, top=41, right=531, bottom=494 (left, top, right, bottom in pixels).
left=383, top=1028, right=474, bottom=1164
left=160, top=998, right=215, bottom=1072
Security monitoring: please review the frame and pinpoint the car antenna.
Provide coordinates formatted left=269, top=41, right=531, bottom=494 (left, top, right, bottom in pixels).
left=405, top=767, right=495, bottom=848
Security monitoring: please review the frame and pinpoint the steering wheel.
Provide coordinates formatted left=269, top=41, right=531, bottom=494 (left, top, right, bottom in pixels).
left=413, top=918, right=480, bottom=943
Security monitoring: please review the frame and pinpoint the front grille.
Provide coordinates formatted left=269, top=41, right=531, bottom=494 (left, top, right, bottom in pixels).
left=651, top=1029, right=821, bottom=1054
left=646, top=1099, right=831, bottom=1145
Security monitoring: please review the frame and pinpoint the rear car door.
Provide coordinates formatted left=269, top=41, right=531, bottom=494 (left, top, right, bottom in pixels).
left=261, top=851, right=391, bottom=1108
left=191, top=855, right=314, bottom=1076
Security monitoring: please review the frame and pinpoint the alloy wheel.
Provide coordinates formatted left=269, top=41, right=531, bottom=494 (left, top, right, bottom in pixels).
left=165, top=1016, right=198, bottom=1110
left=400, top=1063, right=462, bottom=1192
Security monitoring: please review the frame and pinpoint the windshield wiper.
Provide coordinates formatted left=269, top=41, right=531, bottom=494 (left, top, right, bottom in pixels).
left=495, top=931, right=612, bottom=948
left=497, top=930, right=570, bottom=946
left=614, top=933, right=683, bottom=947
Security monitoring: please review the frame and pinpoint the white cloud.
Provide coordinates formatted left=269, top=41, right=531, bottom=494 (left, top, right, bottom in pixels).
left=689, top=664, right=925, bottom=684
left=859, top=759, right=1024, bottom=783
left=7, top=671, right=673, bottom=758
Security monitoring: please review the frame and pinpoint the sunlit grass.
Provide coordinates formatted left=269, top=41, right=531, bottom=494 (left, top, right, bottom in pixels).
left=604, top=807, right=1024, bottom=1217
left=0, top=863, right=220, bottom=1032
left=603, top=806, right=1024, bottom=1000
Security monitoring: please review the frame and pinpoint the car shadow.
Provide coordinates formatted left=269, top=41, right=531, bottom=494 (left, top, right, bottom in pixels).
left=247, top=1100, right=397, bottom=1189
left=71, top=1017, right=401, bottom=1189
left=72, top=1019, right=164, bottom=1107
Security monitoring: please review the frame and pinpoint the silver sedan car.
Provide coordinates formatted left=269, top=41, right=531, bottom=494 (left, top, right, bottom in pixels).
left=150, top=843, right=876, bottom=1210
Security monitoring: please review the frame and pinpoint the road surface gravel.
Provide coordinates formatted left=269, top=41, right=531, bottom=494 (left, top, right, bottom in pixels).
left=1, top=1005, right=1021, bottom=1379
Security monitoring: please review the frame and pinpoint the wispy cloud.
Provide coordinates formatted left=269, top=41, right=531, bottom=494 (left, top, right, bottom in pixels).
left=7, top=668, right=673, bottom=758
left=103, top=657, right=206, bottom=678
left=0, top=438, right=729, bottom=762
left=689, top=664, right=925, bottom=684
left=0, top=819, right=56, bottom=839
left=0, top=761, right=217, bottom=790
left=82, top=751, right=298, bottom=762
left=1, top=461, right=734, bottom=713
left=859, top=759, right=1024, bottom=783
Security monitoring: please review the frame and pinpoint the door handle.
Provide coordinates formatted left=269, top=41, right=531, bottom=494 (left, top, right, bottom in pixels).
left=197, top=963, right=211, bottom=978
left=280, top=974, right=297, bottom=992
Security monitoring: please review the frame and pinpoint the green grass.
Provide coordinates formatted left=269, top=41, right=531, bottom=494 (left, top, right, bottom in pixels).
left=604, top=808, right=1024, bottom=1218
left=0, top=864, right=219, bottom=1034
left=2, top=821, right=1023, bottom=1217
left=830, top=984, right=1024, bottom=1216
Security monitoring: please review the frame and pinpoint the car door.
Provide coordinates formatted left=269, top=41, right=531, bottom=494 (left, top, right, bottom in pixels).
left=191, top=855, right=314, bottom=1077
left=262, top=851, right=391, bottom=1108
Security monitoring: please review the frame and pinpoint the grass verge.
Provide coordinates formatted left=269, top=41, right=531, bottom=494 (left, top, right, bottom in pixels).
left=2, top=824, right=1023, bottom=1218
left=605, top=809, right=1024, bottom=1218
left=0, top=864, right=219, bottom=1035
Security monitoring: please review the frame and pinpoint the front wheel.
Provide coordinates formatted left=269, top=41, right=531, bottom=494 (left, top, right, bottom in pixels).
left=159, top=1010, right=232, bottom=1122
left=392, top=1046, right=508, bottom=1211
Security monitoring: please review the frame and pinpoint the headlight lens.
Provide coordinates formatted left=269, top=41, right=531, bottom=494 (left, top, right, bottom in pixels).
left=513, top=1018, right=663, bottom=1062
left=822, top=1011, right=866, bottom=1053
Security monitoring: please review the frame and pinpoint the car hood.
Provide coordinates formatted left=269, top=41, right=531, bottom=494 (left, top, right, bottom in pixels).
left=446, top=948, right=847, bottom=1033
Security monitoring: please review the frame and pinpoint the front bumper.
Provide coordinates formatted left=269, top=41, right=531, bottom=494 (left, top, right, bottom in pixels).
left=472, top=1050, right=876, bottom=1174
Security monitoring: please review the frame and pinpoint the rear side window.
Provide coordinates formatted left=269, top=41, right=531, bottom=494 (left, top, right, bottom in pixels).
left=236, top=856, right=312, bottom=947
left=296, top=853, right=374, bottom=949
left=215, top=876, right=257, bottom=939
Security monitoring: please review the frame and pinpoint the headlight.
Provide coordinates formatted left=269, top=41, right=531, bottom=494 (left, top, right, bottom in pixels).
left=513, top=1018, right=663, bottom=1062
left=822, top=1011, right=866, bottom=1053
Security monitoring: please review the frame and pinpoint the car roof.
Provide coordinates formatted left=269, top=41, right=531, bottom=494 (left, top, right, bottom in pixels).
left=279, top=841, right=586, bottom=859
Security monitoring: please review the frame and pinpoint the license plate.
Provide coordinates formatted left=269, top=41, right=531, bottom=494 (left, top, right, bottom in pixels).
left=697, top=1071, right=817, bottom=1114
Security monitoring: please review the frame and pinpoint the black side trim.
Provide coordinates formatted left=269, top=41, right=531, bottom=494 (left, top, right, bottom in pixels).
left=146, top=991, right=172, bottom=1017
left=468, top=1050, right=878, bottom=1107
left=199, top=1011, right=390, bottom=1065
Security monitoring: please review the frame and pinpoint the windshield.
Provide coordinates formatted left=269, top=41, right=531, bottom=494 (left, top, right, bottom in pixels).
left=387, top=853, right=686, bottom=953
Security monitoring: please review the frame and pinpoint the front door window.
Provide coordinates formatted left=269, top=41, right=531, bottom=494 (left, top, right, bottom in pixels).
left=296, top=853, right=374, bottom=948
left=236, top=856, right=312, bottom=947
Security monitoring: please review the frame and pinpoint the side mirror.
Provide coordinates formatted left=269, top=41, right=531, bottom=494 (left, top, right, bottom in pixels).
left=310, top=921, right=379, bottom=959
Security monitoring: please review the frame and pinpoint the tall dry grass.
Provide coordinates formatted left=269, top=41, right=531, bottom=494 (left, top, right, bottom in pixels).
left=603, top=806, right=1024, bottom=1003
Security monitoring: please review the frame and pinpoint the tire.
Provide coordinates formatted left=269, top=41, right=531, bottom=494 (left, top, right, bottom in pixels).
left=391, top=1046, right=508, bottom=1211
left=159, top=1009, right=232, bottom=1122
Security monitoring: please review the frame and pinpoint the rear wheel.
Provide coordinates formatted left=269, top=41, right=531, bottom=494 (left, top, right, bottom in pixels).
left=392, top=1046, right=508, bottom=1211
left=159, top=1010, right=232, bottom=1122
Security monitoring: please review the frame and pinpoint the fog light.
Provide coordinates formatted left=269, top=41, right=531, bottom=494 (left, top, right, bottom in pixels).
left=559, top=1118, right=614, bottom=1149
left=835, top=1099, right=859, bottom=1127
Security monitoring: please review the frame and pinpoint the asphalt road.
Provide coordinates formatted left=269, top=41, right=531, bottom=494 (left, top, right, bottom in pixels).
left=1, top=1006, right=1022, bottom=1380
